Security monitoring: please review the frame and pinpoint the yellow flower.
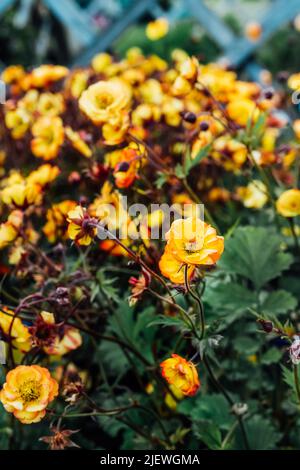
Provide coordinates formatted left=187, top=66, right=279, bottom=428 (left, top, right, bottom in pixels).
left=102, top=112, right=130, bottom=146
left=159, top=245, right=196, bottom=284
left=1, top=65, right=25, bottom=84
left=212, top=137, right=247, bottom=171
left=43, top=200, right=76, bottom=243
left=27, top=164, right=60, bottom=187
left=79, top=79, right=131, bottom=124
left=227, top=98, right=259, bottom=126
left=165, top=384, right=184, bottom=410
left=0, top=365, right=58, bottom=424
left=0, top=209, right=23, bottom=249
left=65, top=127, right=92, bottom=158
left=237, top=180, right=268, bottom=209
left=44, top=327, right=82, bottom=356
left=146, top=18, right=169, bottom=41
left=0, top=222, right=18, bottom=250
left=67, top=205, right=97, bottom=246
left=26, top=65, right=68, bottom=88
left=5, top=108, right=31, bottom=139
left=0, top=307, right=31, bottom=352
left=31, top=116, right=64, bottom=160
left=288, top=73, right=300, bottom=91
left=276, top=189, right=300, bottom=217
left=91, top=52, right=112, bottom=73
left=67, top=70, right=89, bottom=98
left=89, top=181, right=129, bottom=232
left=1, top=182, right=42, bottom=208
left=167, top=217, right=224, bottom=266
left=37, top=93, right=65, bottom=116
left=160, top=354, right=200, bottom=396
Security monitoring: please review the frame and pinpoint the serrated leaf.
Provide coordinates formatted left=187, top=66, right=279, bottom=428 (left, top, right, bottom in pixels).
left=235, top=416, right=281, bottom=450
left=260, top=290, right=297, bottom=316
left=204, top=281, right=257, bottom=319
left=192, top=419, right=222, bottom=449
left=219, top=226, right=293, bottom=290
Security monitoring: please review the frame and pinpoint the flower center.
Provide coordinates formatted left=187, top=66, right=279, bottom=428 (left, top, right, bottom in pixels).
left=184, top=236, right=203, bottom=253
left=96, top=94, right=114, bottom=109
left=19, top=379, right=41, bottom=403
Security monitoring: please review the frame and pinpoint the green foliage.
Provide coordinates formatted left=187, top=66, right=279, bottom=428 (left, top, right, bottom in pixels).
left=219, top=226, right=293, bottom=290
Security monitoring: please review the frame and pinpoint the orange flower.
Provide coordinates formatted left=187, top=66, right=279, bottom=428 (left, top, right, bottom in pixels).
left=166, top=217, right=224, bottom=266
left=159, top=245, right=196, bottom=284
left=276, top=189, right=300, bottom=217
left=0, top=365, right=58, bottom=424
left=67, top=205, right=98, bottom=246
left=1, top=182, right=42, bottom=208
left=24, top=65, right=68, bottom=89
left=31, top=116, right=64, bottom=160
left=159, top=217, right=223, bottom=283
left=160, top=354, right=200, bottom=396
left=0, top=210, right=23, bottom=250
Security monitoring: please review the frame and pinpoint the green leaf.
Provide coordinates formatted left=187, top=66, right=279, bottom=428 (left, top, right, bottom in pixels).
left=155, top=172, right=168, bottom=189
left=174, top=164, right=186, bottom=179
left=204, top=281, right=257, bottom=321
left=261, top=348, right=282, bottom=365
left=192, top=419, right=222, bottom=450
left=185, top=143, right=212, bottom=174
left=178, top=394, right=234, bottom=431
left=235, top=416, right=281, bottom=450
left=219, top=226, right=293, bottom=290
left=260, top=290, right=297, bottom=316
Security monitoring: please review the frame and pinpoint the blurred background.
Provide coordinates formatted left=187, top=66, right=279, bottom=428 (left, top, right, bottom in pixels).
left=0, top=0, right=300, bottom=79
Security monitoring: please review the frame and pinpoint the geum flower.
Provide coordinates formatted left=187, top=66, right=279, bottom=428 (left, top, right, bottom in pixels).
left=0, top=307, right=31, bottom=352
left=276, top=189, right=300, bottom=217
left=0, top=365, right=58, bottom=424
left=160, top=354, right=200, bottom=397
left=78, top=78, right=131, bottom=125
left=67, top=205, right=98, bottom=246
left=31, top=116, right=64, bottom=160
left=159, top=217, right=224, bottom=284
left=1, top=182, right=42, bottom=209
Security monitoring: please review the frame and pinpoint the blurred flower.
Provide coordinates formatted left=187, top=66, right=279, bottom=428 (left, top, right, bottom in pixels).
left=31, top=116, right=64, bottom=160
left=0, top=365, right=58, bottom=424
left=65, top=127, right=92, bottom=158
left=1, top=182, right=42, bottom=208
left=276, top=189, right=300, bottom=217
left=79, top=79, right=131, bottom=125
left=237, top=180, right=268, bottom=209
left=160, top=354, right=200, bottom=396
left=245, top=21, right=262, bottom=41
left=24, top=65, right=68, bottom=89
left=146, top=18, right=169, bottom=41
left=43, top=200, right=76, bottom=243
left=5, top=108, right=31, bottom=139
left=27, top=164, right=60, bottom=187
